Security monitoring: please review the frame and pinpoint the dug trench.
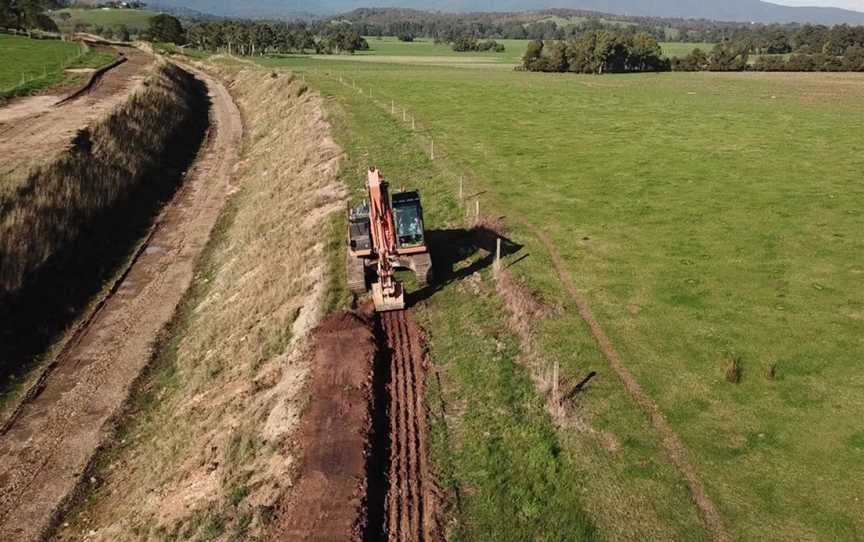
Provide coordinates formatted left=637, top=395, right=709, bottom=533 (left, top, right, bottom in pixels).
left=270, top=308, right=437, bottom=542
left=272, top=225, right=516, bottom=541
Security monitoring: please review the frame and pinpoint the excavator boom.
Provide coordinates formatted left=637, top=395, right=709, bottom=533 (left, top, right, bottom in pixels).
left=366, top=169, right=404, bottom=311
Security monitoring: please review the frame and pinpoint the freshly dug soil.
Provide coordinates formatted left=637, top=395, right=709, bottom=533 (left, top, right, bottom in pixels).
left=271, top=309, right=438, bottom=542
left=270, top=312, right=378, bottom=541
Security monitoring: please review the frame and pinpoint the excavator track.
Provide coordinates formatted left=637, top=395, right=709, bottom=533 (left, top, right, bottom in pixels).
left=381, top=310, right=434, bottom=542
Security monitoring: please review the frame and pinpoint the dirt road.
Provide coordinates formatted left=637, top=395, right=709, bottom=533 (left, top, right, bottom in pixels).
left=0, top=46, right=151, bottom=178
left=0, top=63, right=242, bottom=542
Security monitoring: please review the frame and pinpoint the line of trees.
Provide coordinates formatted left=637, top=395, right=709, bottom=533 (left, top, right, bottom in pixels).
left=0, top=0, right=63, bottom=31
left=673, top=42, right=864, bottom=72
left=522, top=32, right=668, bottom=74
left=524, top=29, right=864, bottom=73
left=184, top=22, right=369, bottom=55
left=451, top=36, right=505, bottom=53
left=339, top=7, right=864, bottom=48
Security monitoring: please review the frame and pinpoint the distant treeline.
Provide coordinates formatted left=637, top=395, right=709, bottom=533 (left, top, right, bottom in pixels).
left=339, top=7, right=864, bottom=47
left=522, top=33, right=668, bottom=74
left=450, top=36, right=505, bottom=53
left=673, top=43, right=864, bottom=71
left=0, top=0, right=63, bottom=31
left=523, top=28, right=864, bottom=73
left=185, top=22, right=369, bottom=55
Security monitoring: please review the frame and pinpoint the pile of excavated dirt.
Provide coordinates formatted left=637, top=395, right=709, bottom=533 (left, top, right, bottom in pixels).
left=51, top=67, right=346, bottom=541
left=269, top=312, right=377, bottom=541
left=270, top=308, right=439, bottom=542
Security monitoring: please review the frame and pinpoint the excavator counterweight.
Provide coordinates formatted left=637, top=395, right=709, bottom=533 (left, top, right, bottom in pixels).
left=347, top=168, right=433, bottom=312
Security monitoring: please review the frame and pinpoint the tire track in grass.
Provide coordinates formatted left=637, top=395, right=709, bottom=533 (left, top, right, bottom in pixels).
left=519, top=221, right=729, bottom=542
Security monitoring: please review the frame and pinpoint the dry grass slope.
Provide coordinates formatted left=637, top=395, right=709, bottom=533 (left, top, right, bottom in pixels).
left=54, top=67, right=347, bottom=541
left=0, top=61, right=202, bottom=295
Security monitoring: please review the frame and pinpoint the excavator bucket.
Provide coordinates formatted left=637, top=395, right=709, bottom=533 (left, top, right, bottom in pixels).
left=372, top=281, right=405, bottom=312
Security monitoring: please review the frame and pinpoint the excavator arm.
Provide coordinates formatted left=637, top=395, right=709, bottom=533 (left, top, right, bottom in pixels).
left=366, top=168, right=405, bottom=311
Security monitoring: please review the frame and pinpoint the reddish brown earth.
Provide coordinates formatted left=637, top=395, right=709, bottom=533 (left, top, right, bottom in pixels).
left=271, top=309, right=437, bottom=542
left=382, top=310, right=436, bottom=542
left=270, top=312, right=377, bottom=541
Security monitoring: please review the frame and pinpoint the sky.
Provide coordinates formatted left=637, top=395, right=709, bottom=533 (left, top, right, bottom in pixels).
left=772, top=0, right=864, bottom=11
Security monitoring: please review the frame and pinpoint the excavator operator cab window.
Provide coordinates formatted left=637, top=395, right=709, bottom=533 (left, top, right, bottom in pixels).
left=393, top=194, right=425, bottom=248
left=349, top=203, right=372, bottom=251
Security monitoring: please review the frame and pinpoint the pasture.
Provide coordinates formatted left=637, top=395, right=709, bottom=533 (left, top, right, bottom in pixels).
left=50, top=8, right=158, bottom=33
left=263, top=51, right=864, bottom=541
left=0, top=34, right=118, bottom=102
left=0, top=34, right=84, bottom=92
left=299, top=37, right=713, bottom=69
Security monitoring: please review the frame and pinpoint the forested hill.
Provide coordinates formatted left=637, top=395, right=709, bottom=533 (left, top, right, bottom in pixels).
left=144, top=0, right=864, bottom=24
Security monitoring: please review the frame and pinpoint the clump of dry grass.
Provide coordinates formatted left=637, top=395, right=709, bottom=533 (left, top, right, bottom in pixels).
left=0, top=61, right=205, bottom=297
left=725, top=356, right=743, bottom=384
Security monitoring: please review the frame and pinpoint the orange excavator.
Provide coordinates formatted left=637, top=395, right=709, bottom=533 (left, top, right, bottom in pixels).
left=347, top=168, right=433, bottom=312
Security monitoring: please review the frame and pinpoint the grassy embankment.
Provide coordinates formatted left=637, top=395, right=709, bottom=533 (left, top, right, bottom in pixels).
left=0, top=34, right=117, bottom=102
left=54, top=62, right=349, bottom=541
left=262, top=53, right=864, bottom=541
left=0, top=61, right=209, bottom=414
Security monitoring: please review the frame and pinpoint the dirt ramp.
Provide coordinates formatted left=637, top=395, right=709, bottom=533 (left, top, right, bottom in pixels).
left=271, top=313, right=377, bottom=541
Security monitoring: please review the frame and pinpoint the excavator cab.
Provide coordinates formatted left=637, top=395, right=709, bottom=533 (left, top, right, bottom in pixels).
left=347, top=169, right=434, bottom=312
left=392, top=192, right=426, bottom=249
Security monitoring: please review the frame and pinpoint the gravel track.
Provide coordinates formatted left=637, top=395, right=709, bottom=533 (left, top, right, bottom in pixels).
left=382, top=310, right=434, bottom=542
left=0, top=62, right=242, bottom=542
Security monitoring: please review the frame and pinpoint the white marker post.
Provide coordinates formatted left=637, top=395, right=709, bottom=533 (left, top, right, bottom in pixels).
left=430, top=139, right=435, bottom=160
left=459, top=176, right=464, bottom=200
left=495, top=237, right=502, bottom=275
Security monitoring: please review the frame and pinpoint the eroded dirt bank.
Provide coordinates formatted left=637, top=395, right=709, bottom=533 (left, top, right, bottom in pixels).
left=0, top=62, right=242, bottom=541
left=0, top=46, right=152, bottom=178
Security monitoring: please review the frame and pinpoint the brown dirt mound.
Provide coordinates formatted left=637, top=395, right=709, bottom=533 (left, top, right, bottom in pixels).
left=270, top=312, right=377, bottom=541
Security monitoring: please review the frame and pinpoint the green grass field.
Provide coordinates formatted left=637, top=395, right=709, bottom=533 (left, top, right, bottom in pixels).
left=0, top=34, right=118, bottom=102
left=50, top=8, right=158, bottom=33
left=292, top=37, right=713, bottom=69
left=0, top=34, right=84, bottom=91
left=263, top=51, right=864, bottom=541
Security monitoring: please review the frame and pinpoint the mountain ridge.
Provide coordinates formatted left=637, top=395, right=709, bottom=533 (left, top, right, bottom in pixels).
left=144, top=0, right=864, bottom=24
